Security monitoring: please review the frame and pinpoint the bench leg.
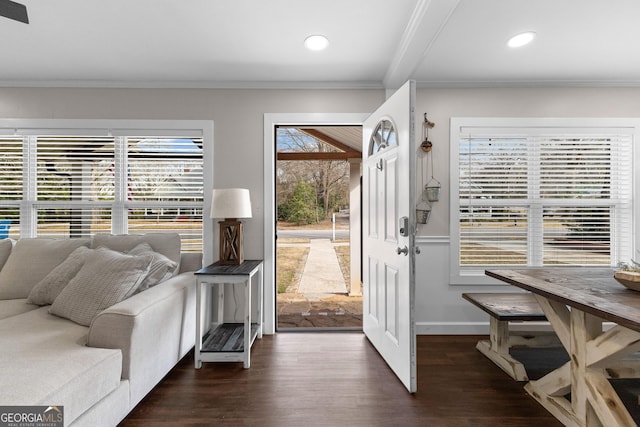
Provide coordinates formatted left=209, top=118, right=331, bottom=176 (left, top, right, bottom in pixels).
left=476, top=317, right=529, bottom=381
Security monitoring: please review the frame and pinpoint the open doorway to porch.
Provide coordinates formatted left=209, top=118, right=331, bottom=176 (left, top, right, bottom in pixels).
left=275, top=125, right=363, bottom=330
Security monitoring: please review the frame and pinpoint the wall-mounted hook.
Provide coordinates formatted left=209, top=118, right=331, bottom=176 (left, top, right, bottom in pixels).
left=423, top=113, right=435, bottom=128
left=376, top=158, right=383, bottom=171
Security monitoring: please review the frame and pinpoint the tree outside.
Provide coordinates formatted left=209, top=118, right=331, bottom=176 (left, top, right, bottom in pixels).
left=276, top=128, right=349, bottom=225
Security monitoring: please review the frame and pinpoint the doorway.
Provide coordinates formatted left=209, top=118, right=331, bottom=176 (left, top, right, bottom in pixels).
left=275, top=125, right=363, bottom=330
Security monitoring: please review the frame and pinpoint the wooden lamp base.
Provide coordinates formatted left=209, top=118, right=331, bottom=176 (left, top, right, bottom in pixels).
left=219, top=219, right=244, bottom=265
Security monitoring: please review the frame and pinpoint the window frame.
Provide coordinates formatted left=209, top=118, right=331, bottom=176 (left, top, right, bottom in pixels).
left=0, top=119, right=213, bottom=259
left=449, top=117, right=639, bottom=285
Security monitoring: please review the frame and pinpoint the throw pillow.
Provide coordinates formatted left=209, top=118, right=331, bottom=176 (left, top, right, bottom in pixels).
left=0, top=238, right=91, bottom=300
left=26, top=246, right=92, bottom=306
left=49, top=247, right=152, bottom=326
left=91, top=233, right=181, bottom=266
left=128, top=242, right=178, bottom=293
left=0, top=238, right=14, bottom=272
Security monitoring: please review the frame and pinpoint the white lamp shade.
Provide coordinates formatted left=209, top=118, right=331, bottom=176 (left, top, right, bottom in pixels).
left=210, top=188, right=252, bottom=219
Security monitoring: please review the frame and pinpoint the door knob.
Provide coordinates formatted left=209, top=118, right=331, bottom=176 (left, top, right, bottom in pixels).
left=396, top=246, right=408, bottom=256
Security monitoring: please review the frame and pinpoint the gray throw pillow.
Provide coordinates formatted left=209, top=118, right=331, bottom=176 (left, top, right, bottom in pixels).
left=27, top=246, right=92, bottom=306
left=128, top=242, right=178, bottom=293
left=91, top=233, right=181, bottom=266
left=0, top=238, right=13, bottom=272
left=49, top=247, right=152, bottom=326
left=0, top=238, right=91, bottom=299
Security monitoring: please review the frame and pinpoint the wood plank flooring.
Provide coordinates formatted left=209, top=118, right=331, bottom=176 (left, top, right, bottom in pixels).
left=120, top=334, right=563, bottom=427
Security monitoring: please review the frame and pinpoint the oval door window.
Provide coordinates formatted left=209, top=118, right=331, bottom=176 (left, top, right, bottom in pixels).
left=369, top=119, right=397, bottom=155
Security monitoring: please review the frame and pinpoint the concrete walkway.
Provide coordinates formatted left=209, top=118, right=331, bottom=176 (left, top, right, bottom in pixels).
left=297, top=238, right=347, bottom=300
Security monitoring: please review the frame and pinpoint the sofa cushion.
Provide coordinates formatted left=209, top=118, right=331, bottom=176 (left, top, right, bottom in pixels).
left=0, top=238, right=91, bottom=300
left=0, top=238, right=13, bottom=271
left=0, top=298, right=39, bottom=320
left=50, top=247, right=152, bottom=326
left=26, top=246, right=93, bottom=306
left=0, top=307, right=122, bottom=425
left=92, top=233, right=181, bottom=266
left=128, top=243, right=178, bottom=293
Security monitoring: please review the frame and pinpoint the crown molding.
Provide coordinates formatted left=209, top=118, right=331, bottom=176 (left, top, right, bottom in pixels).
left=0, top=79, right=385, bottom=90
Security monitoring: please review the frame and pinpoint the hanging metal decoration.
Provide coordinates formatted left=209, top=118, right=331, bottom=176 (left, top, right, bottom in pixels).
left=416, top=200, right=431, bottom=225
left=422, top=113, right=441, bottom=202
left=420, top=113, right=434, bottom=153
left=417, top=114, right=434, bottom=224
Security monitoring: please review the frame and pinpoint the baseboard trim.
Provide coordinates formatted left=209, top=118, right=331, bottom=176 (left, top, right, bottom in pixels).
left=416, top=322, right=487, bottom=335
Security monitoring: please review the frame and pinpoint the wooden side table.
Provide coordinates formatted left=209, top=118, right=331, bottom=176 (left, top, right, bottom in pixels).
left=194, top=260, right=263, bottom=368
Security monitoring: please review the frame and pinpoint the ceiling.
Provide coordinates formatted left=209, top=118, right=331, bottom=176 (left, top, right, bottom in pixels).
left=2, top=0, right=640, bottom=89
left=298, top=126, right=362, bottom=153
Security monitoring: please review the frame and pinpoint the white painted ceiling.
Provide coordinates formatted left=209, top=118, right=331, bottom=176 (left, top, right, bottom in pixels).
left=2, top=0, right=640, bottom=89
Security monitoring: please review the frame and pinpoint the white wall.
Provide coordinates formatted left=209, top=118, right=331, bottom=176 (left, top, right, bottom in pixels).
left=413, top=87, right=640, bottom=334
left=2, top=85, right=639, bottom=334
left=0, top=87, right=383, bottom=263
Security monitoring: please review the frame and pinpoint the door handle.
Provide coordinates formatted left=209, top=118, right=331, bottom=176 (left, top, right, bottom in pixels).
left=396, top=246, right=408, bottom=256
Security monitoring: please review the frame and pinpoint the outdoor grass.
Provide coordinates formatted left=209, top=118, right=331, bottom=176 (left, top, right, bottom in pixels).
left=335, top=245, right=350, bottom=284
left=278, top=238, right=310, bottom=244
left=276, top=246, right=309, bottom=293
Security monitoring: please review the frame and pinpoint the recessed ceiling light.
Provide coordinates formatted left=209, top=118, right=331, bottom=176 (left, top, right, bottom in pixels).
left=507, top=31, right=536, bottom=48
left=304, top=35, right=329, bottom=51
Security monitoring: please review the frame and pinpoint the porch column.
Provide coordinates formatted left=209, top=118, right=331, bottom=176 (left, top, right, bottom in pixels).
left=349, top=159, right=362, bottom=296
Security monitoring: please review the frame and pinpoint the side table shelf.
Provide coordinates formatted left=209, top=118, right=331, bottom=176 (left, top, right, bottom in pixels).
left=195, top=260, right=263, bottom=369
left=201, top=323, right=260, bottom=353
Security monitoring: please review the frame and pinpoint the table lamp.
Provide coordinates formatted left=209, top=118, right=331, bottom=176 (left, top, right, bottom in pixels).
left=210, top=188, right=252, bottom=265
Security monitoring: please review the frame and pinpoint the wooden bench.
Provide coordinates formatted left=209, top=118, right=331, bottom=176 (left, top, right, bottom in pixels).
left=462, top=292, right=559, bottom=381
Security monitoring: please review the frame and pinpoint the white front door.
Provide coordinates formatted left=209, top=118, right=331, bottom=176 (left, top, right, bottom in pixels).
left=362, top=81, right=417, bottom=392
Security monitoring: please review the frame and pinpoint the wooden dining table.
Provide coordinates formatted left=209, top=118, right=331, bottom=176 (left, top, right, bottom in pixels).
left=486, top=268, right=640, bottom=427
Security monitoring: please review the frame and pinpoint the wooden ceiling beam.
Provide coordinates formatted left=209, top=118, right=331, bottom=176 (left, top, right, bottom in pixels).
left=299, top=128, right=361, bottom=154
left=277, top=152, right=361, bottom=161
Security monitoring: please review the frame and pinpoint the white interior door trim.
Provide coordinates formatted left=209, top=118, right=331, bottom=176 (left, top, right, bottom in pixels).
left=263, top=113, right=369, bottom=334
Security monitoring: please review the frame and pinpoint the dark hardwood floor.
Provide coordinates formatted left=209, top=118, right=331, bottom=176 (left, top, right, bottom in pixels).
left=120, top=334, right=563, bottom=427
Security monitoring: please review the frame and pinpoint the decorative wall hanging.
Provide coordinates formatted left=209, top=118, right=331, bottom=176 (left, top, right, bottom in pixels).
left=417, top=114, right=433, bottom=224
left=420, top=113, right=434, bottom=153
left=417, top=114, right=440, bottom=224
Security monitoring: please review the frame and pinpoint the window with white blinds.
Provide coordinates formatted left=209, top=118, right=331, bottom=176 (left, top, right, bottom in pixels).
left=450, top=119, right=636, bottom=283
left=0, top=137, right=22, bottom=240
left=0, top=126, right=206, bottom=253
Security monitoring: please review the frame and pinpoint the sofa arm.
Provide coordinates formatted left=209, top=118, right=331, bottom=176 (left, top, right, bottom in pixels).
left=87, top=271, right=196, bottom=407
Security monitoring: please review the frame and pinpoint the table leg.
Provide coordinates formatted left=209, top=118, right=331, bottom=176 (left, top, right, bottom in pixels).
left=527, top=302, right=640, bottom=427
left=257, top=263, right=263, bottom=339
left=475, top=317, right=528, bottom=381
left=195, top=279, right=202, bottom=369
left=524, top=299, right=582, bottom=426
left=570, top=309, right=601, bottom=426
left=244, top=276, right=252, bottom=368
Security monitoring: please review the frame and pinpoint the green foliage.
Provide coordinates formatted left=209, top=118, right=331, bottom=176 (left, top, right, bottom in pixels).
left=618, top=260, right=640, bottom=272
left=327, top=191, right=347, bottom=215
left=278, top=181, right=323, bottom=225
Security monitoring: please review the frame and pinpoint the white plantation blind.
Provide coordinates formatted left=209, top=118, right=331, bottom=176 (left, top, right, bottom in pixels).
left=0, top=137, right=23, bottom=201
left=0, top=128, right=205, bottom=252
left=125, top=137, right=204, bottom=252
left=126, top=138, right=203, bottom=202
left=36, top=206, right=112, bottom=239
left=37, top=136, right=115, bottom=202
left=0, top=138, right=23, bottom=239
left=454, top=123, right=634, bottom=275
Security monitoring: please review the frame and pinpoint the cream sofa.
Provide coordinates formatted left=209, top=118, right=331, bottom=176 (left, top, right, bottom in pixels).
left=0, top=233, right=201, bottom=427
